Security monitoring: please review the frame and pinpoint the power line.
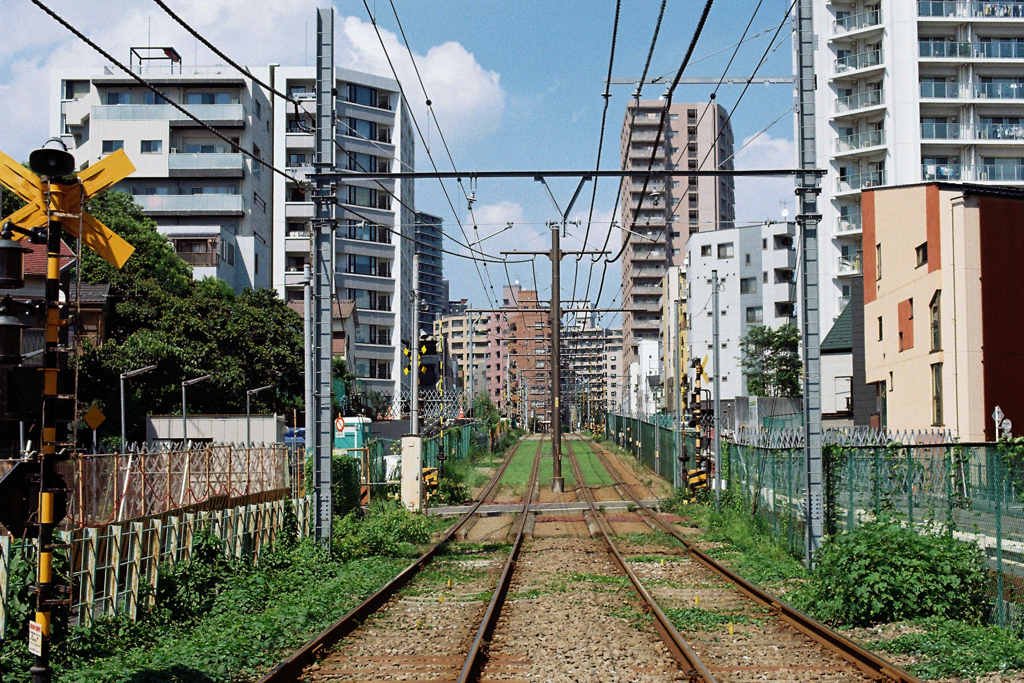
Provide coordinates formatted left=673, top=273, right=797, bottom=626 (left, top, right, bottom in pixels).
left=29, top=0, right=302, bottom=188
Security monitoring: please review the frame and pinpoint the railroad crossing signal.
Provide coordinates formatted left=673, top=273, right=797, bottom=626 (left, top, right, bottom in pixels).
left=0, top=148, right=136, bottom=267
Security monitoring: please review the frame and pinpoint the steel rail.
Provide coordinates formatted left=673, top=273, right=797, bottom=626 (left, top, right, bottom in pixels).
left=256, top=433, right=531, bottom=683
left=456, top=436, right=544, bottom=683
left=586, top=438, right=925, bottom=683
left=564, top=439, right=716, bottom=683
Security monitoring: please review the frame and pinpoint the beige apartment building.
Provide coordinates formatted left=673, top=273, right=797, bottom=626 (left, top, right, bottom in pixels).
left=863, top=182, right=1024, bottom=441
left=434, top=311, right=489, bottom=397
left=620, top=101, right=734, bottom=370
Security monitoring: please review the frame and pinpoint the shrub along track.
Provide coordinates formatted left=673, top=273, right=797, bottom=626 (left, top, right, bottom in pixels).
left=255, top=436, right=541, bottom=683
left=583, top=437, right=927, bottom=683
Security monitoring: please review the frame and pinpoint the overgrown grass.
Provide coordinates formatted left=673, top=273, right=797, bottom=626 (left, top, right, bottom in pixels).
left=498, top=440, right=542, bottom=493
left=538, top=455, right=576, bottom=488
left=664, top=606, right=769, bottom=632
left=882, top=618, right=1024, bottom=679
left=570, top=442, right=614, bottom=486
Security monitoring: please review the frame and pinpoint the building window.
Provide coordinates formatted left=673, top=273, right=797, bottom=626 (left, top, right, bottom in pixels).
left=930, top=291, right=941, bottom=351
left=875, top=244, right=882, bottom=280
left=255, top=100, right=262, bottom=119
left=105, top=92, right=130, bottom=105
left=740, top=277, right=757, bottom=294
left=101, top=140, right=124, bottom=154
left=931, top=363, right=943, bottom=425
left=746, top=307, right=763, bottom=323
left=877, top=316, right=883, bottom=341
left=700, top=245, right=712, bottom=257
left=140, top=140, right=162, bottom=154
left=762, top=238, right=767, bottom=250
left=916, top=242, right=929, bottom=268
left=186, top=92, right=231, bottom=105
left=717, top=242, right=734, bottom=259
left=762, top=271, right=768, bottom=283
left=775, top=302, right=794, bottom=318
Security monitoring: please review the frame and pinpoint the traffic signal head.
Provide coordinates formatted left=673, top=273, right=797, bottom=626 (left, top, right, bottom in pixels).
left=0, top=226, right=30, bottom=290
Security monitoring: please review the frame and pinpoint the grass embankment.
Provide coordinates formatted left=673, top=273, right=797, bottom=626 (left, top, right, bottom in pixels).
left=0, top=503, right=451, bottom=683
left=569, top=441, right=614, bottom=487
left=669, top=492, right=1024, bottom=680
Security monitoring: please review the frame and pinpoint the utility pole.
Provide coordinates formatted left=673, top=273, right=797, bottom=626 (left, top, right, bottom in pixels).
left=795, top=0, right=824, bottom=566
left=311, top=7, right=335, bottom=546
left=711, top=270, right=721, bottom=513
left=411, top=253, right=420, bottom=434
left=674, top=298, right=683, bottom=489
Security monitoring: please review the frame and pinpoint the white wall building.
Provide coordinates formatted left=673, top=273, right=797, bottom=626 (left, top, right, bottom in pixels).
left=52, top=65, right=273, bottom=292
left=685, top=222, right=799, bottom=403
left=810, top=0, right=1024, bottom=335
left=602, top=327, right=624, bottom=413
left=270, top=66, right=415, bottom=398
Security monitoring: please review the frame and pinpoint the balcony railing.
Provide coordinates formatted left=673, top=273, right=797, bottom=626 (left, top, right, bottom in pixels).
left=919, top=1, right=1024, bottom=18
left=133, top=194, right=244, bottom=213
left=837, top=170, right=886, bottom=192
left=975, top=82, right=1024, bottom=98
left=921, top=122, right=1024, bottom=140
left=837, top=212, right=862, bottom=233
left=920, top=122, right=961, bottom=139
left=920, top=81, right=961, bottom=98
left=168, top=152, right=245, bottom=171
left=921, top=39, right=1024, bottom=59
left=835, top=129, right=886, bottom=153
left=835, top=89, right=884, bottom=114
left=837, top=253, right=863, bottom=275
left=924, top=163, right=1024, bottom=181
left=835, top=48, right=883, bottom=73
left=93, top=103, right=244, bottom=122
left=834, top=9, right=882, bottom=33
left=176, top=251, right=220, bottom=267
left=925, top=81, right=1024, bottom=99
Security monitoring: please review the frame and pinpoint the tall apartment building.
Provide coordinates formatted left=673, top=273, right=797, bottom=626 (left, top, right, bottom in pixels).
left=660, top=265, right=687, bottom=412
left=485, top=286, right=552, bottom=428
left=434, top=310, right=489, bottom=397
left=685, top=222, right=798, bottom=403
left=563, top=308, right=611, bottom=417
left=271, top=66, right=415, bottom=397
left=602, top=327, right=624, bottom=413
left=51, top=63, right=273, bottom=292
left=415, top=212, right=445, bottom=334
left=620, top=101, right=734, bottom=371
left=812, top=0, right=1024, bottom=333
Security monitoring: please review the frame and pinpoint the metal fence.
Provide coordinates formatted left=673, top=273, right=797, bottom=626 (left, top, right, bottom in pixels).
left=360, top=422, right=480, bottom=490
left=607, top=412, right=1024, bottom=627
left=337, top=390, right=472, bottom=423
left=604, top=412, right=697, bottom=489
left=0, top=445, right=297, bottom=532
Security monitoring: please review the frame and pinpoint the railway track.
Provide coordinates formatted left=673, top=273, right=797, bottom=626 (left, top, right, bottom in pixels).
left=580, top=437, right=925, bottom=683
left=256, top=435, right=541, bottom=683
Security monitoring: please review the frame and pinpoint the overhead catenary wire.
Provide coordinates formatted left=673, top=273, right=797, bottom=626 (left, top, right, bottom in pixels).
left=29, top=0, right=303, bottom=188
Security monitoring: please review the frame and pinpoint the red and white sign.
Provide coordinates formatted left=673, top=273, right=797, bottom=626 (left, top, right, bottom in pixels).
left=334, top=416, right=346, bottom=432
left=29, top=621, right=42, bottom=656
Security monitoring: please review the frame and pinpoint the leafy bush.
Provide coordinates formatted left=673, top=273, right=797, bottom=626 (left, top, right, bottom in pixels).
left=794, top=522, right=989, bottom=626
left=332, top=501, right=434, bottom=561
left=435, top=477, right=469, bottom=505
left=155, top=530, right=233, bottom=623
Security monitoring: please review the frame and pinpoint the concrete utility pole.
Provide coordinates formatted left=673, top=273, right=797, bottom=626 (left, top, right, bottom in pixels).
left=795, top=0, right=824, bottom=566
left=311, top=6, right=336, bottom=546
left=411, top=254, right=420, bottom=435
left=674, top=299, right=683, bottom=489
left=711, top=270, right=721, bottom=513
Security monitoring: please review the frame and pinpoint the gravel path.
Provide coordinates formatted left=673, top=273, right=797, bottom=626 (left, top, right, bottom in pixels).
left=479, top=537, right=686, bottom=683
left=303, top=549, right=506, bottom=682
left=626, top=552, right=870, bottom=683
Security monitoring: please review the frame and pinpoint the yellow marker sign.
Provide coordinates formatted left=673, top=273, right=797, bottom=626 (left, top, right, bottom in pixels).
left=83, top=405, right=106, bottom=431
left=0, top=148, right=136, bottom=268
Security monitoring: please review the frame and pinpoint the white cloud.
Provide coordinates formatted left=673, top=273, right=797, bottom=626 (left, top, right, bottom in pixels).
left=338, top=16, right=504, bottom=144
left=0, top=2, right=503, bottom=160
left=733, top=132, right=798, bottom=224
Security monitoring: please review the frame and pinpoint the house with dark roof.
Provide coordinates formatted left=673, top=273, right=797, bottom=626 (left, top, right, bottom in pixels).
left=820, top=302, right=854, bottom=425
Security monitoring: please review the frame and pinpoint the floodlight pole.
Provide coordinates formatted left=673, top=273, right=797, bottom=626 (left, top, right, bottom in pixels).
left=120, top=364, right=156, bottom=451
left=246, top=384, right=273, bottom=446
left=181, top=374, right=212, bottom=447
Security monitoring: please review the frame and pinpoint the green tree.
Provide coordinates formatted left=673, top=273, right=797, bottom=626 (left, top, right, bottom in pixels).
left=473, top=393, right=500, bottom=427
left=74, top=191, right=303, bottom=445
left=739, top=324, right=802, bottom=397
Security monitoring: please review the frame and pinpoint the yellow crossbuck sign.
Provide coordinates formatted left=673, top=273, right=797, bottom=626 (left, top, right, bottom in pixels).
left=0, top=148, right=136, bottom=267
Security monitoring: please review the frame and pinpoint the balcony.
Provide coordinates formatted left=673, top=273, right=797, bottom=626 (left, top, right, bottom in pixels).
left=836, top=253, right=863, bottom=276
left=921, top=39, right=1024, bottom=59
left=974, top=81, right=1024, bottom=98
left=834, top=89, right=884, bottom=115
left=838, top=295, right=852, bottom=313
left=918, top=1, right=1024, bottom=18
left=92, top=103, right=245, bottom=125
left=834, top=8, right=882, bottom=33
left=133, top=193, right=244, bottom=215
left=920, top=81, right=961, bottom=98
left=923, top=163, right=1024, bottom=181
left=921, top=121, right=1024, bottom=140
left=835, top=129, right=886, bottom=153
left=837, top=170, right=886, bottom=192
left=177, top=251, right=220, bottom=267
left=632, top=249, right=667, bottom=262
left=837, top=212, right=862, bottom=234
left=835, top=48, right=883, bottom=74
left=168, top=152, right=245, bottom=176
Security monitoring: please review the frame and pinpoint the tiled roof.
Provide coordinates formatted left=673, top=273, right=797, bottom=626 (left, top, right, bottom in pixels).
left=23, top=240, right=74, bottom=276
left=820, top=302, right=853, bottom=353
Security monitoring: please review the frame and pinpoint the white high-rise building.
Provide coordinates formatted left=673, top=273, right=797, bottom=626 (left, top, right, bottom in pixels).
left=51, top=63, right=273, bottom=292
left=811, top=0, right=1024, bottom=332
left=270, top=66, right=415, bottom=398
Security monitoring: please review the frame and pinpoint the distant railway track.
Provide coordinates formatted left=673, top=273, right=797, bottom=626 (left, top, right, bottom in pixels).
left=583, top=437, right=925, bottom=683
left=256, top=435, right=541, bottom=683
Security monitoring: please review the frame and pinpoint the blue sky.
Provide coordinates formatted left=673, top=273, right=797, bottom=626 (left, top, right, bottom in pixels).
left=0, top=0, right=799, bottom=321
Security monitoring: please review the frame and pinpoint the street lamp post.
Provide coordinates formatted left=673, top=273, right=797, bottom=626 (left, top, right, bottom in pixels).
left=246, top=384, right=273, bottom=445
left=181, top=374, right=213, bottom=446
left=120, top=364, right=156, bottom=451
